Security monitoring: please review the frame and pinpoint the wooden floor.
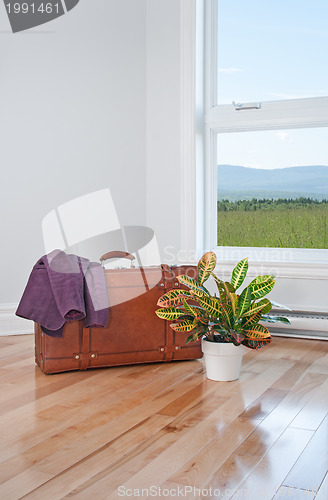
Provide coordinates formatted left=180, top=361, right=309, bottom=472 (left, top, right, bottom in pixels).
left=0, top=336, right=328, bottom=499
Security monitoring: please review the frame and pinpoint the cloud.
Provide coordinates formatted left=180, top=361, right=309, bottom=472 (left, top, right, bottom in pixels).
left=275, top=132, right=294, bottom=144
left=276, top=132, right=289, bottom=141
left=218, top=68, right=243, bottom=74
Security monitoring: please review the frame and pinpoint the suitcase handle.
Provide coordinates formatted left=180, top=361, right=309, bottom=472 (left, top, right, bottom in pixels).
left=100, top=251, right=136, bottom=268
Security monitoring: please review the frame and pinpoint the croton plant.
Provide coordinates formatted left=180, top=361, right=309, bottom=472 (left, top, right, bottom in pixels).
left=155, top=252, right=290, bottom=349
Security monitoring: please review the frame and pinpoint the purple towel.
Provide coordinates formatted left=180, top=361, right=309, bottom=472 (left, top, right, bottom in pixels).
left=16, top=250, right=108, bottom=337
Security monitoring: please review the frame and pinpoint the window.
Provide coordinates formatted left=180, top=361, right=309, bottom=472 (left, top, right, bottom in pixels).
left=217, top=0, right=328, bottom=105
left=204, top=0, right=328, bottom=265
left=217, top=128, right=328, bottom=249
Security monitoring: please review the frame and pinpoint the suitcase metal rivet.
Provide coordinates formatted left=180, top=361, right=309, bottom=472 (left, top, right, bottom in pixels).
left=74, top=355, right=80, bottom=360
left=90, top=353, right=96, bottom=359
left=160, top=347, right=165, bottom=352
left=160, top=283, right=165, bottom=288
left=174, top=282, right=179, bottom=287
left=175, top=346, right=179, bottom=350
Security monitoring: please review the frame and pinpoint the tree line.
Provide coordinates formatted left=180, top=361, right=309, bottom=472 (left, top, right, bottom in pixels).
left=217, top=197, right=328, bottom=212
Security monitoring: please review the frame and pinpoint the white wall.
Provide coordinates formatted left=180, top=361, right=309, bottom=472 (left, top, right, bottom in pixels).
left=146, top=0, right=182, bottom=263
left=0, top=0, right=147, bottom=308
left=0, top=0, right=192, bottom=335
left=4, top=0, right=321, bottom=338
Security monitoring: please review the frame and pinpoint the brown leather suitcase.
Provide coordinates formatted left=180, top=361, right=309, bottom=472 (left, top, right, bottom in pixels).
left=35, top=252, right=202, bottom=374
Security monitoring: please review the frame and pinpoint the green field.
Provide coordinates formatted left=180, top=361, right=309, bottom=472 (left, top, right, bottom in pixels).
left=217, top=199, right=328, bottom=248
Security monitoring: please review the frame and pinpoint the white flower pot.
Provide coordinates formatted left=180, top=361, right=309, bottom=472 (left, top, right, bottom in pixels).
left=201, top=338, right=245, bottom=381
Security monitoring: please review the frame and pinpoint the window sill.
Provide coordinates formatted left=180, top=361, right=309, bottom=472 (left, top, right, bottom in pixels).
left=213, top=246, right=328, bottom=280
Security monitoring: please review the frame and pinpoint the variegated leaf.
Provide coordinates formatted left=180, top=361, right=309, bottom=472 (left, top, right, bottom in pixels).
left=211, top=272, right=225, bottom=291
left=261, top=300, right=272, bottom=314
left=170, top=318, right=197, bottom=332
left=196, top=296, right=221, bottom=318
left=177, top=274, right=199, bottom=289
left=182, top=299, right=197, bottom=317
left=242, top=337, right=271, bottom=349
left=186, top=324, right=208, bottom=343
left=220, top=303, right=234, bottom=330
left=189, top=289, right=207, bottom=301
left=248, top=275, right=275, bottom=300
left=198, top=315, right=210, bottom=325
left=157, top=289, right=192, bottom=308
left=270, top=300, right=292, bottom=311
left=249, top=274, right=274, bottom=285
left=228, top=292, right=238, bottom=314
left=261, top=314, right=291, bottom=324
left=212, top=324, right=228, bottom=336
left=197, top=252, right=217, bottom=285
left=155, top=307, right=186, bottom=320
left=241, top=298, right=271, bottom=318
left=243, top=323, right=271, bottom=339
left=177, top=275, right=210, bottom=297
left=191, top=307, right=211, bottom=324
left=187, top=332, right=201, bottom=343
left=242, top=310, right=262, bottom=329
left=217, top=286, right=228, bottom=305
left=223, top=281, right=236, bottom=294
left=211, top=274, right=234, bottom=304
left=238, top=287, right=252, bottom=316
left=231, top=257, right=248, bottom=290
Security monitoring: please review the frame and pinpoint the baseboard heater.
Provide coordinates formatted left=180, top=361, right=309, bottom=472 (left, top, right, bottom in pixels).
left=263, top=311, right=328, bottom=340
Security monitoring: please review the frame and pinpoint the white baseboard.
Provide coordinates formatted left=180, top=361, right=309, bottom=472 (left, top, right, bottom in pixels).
left=0, top=304, right=34, bottom=336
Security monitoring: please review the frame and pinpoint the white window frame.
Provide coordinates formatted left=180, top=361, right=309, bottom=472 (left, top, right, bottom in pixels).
left=203, top=0, right=328, bottom=276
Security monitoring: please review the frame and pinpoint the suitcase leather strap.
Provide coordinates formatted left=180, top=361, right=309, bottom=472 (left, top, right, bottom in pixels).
left=81, top=328, right=90, bottom=370
left=159, top=264, right=180, bottom=289
left=74, top=328, right=96, bottom=370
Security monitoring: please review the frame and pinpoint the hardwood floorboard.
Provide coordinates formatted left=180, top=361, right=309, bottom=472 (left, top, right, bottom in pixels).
left=308, top=353, right=328, bottom=375
left=1, top=362, right=203, bottom=477
left=168, top=416, right=262, bottom=488
left=0, top=334, right=327, bottom=500
left=0, top=362, right=196, bottom=446
left=235, top=372, right=327, bottom=458
left=103, top=360, right=294, bottom=498
left=273, top=486, right=316, bottom=499
left=289, top=377, right=328, bottom=431
left=193, top=453, right=260, bottom=500
left=316, top=472, right=328, bottom=498
left=33, top=394, right=227, bottom=499
left=29, top=369, right=207, bottom=477
left=239, top=388, right=288, bottom=421
left=282, top=414, right=328, bottom=492
left=232, top=427, right=314, bottom=499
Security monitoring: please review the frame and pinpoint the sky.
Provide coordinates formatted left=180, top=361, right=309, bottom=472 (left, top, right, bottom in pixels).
left=217, top=128, right=328, bottom=170
left=218, top=0, right=328, bottom=103
left=217, top=0, right=328, bottom=170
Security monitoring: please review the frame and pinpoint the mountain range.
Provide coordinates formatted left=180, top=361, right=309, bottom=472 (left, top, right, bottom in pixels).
left=217, top=165, right=328, bottom=201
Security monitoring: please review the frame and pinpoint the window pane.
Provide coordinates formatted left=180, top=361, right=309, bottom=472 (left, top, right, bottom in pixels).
left=217, top=128, right=328, bottom=248
left=217, top=0, right=328, bottom=104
